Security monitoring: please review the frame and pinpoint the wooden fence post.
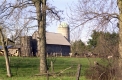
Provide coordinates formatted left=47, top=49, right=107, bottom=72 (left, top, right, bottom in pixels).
left=47, top=71, right=49, bottom=80
left=76, top=64, right=81, bottom=80
left=51, top=61, right=54, bottom=73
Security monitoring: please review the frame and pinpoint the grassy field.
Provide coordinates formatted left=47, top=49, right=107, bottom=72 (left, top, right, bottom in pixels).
left=0, top=56, right=100, bottom=80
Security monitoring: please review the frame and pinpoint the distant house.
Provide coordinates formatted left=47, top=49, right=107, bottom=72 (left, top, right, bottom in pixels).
left=0, top=39, right=19, bottom=56
left=8, top=45, right=21, bottom=56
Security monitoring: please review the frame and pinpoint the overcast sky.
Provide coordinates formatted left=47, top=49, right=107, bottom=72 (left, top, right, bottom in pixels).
left=47, top=0, right=119, bottom=43
left=4, top=0, right=90, bottom=42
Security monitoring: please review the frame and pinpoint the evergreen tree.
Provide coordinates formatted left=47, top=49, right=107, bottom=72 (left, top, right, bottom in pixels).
left=71, top=40, right=86, bottom=55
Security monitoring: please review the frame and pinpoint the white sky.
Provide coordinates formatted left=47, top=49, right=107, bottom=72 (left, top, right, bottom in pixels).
left=3, top=0, right=118, bottom=43
left=3, top=0, right=92, bottom=43
left=47, top=0, right=119, bottom=43
left=2, top=0, right=118, bottom=43
left=3, top=0, right=87, bottom=42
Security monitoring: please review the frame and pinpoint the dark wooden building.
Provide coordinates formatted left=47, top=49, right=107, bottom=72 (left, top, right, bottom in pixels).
left=32, top=31, right=71, bottom=56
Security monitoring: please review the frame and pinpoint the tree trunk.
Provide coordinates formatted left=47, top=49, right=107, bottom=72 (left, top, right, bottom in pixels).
left=0, top=27, right=11, bottom=77
left=39, top=0, right=47, bottom=74
left=32, top=0, right=47, bottom=74
left=118, top=0, right=122, bottom=79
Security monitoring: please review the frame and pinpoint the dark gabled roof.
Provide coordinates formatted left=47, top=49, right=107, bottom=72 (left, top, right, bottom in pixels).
left=9, top=45, right=21, bottom=49
left=0, top=45, right=13, bottom=49
left=32, top=31, right=71, bottom=46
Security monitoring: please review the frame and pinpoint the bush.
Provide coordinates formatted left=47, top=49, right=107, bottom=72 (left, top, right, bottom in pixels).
left=85, top=58, right=118, bottom=80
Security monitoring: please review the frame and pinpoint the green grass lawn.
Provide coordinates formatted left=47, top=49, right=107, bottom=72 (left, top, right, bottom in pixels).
left=0, top=56, right=100, bottom=80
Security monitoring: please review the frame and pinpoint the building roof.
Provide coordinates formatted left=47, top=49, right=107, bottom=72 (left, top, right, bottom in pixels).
left=0, top=45, right=13, bottom=49
left=9, top=45, right=21, bottom=49
left=32, top=31, right=71, bottom=46
left=46, top=32, right=70, bottom=46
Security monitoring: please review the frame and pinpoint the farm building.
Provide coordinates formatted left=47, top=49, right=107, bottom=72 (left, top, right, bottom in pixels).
left=8, top=45, right=21, bottom=56
left=20, top=36, right=33, bottom=56
left=0, top=23, right=70, bottom=57
left=0, top=23, right=71, bottom=57
left=32, top=31, right=70, bottom=56
left=0, top=39, right=21, bottom=56
left=0, top=45, right=13, bottom=56
left=20, top=22, right=71, bottom=57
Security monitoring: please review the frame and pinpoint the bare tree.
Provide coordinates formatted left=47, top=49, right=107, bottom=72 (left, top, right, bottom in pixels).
left=31, top=0, right=61, bottom=74
left=0, top=26, right=11, bottom=77
left=31, top=0, right=47, bottom=74
left=68, top=0, right=122, bottom=79
left=0, top=0, right=61, bottom=75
